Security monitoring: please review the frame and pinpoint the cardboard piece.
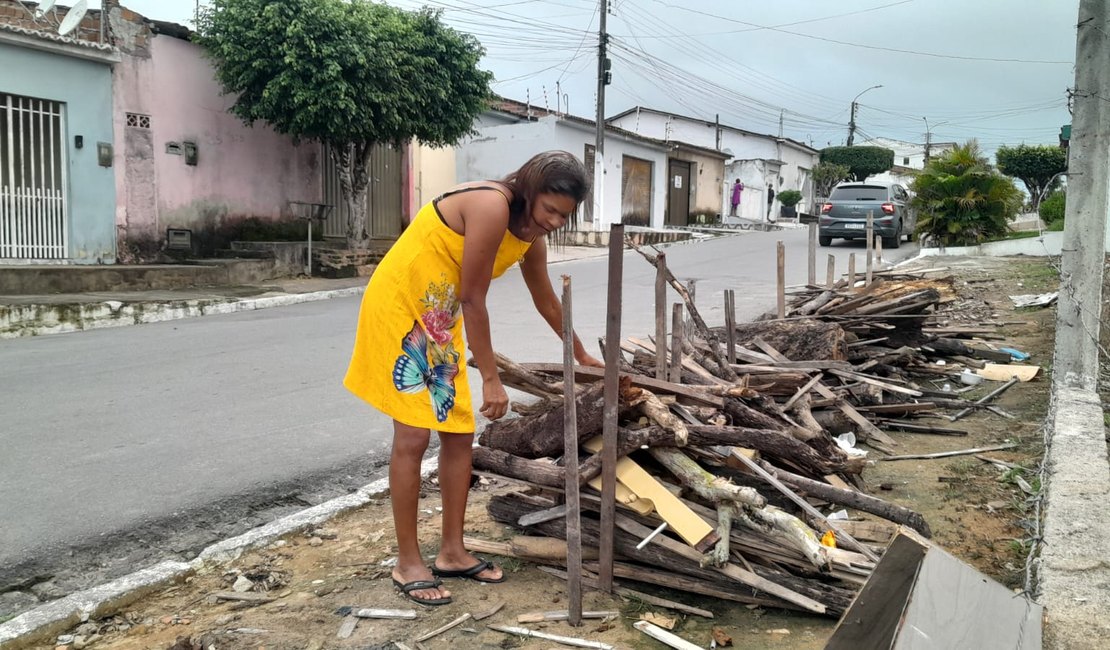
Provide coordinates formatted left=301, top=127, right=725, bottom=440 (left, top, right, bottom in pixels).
left=825, top=529, right=1041, bottom=650
left=976, top=363, right=1039, bottom=382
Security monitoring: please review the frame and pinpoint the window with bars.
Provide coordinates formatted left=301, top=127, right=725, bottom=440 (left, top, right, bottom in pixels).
left=126, top=113, right=151, bottom=129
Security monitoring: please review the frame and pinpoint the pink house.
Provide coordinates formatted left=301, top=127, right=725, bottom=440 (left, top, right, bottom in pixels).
left=106, top=1, right=323, bottom=248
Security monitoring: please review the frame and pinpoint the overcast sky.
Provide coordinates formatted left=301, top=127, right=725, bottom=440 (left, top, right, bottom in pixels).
left=88, top=0, right=1076, bottom=155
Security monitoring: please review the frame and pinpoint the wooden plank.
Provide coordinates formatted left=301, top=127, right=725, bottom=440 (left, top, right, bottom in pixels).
left=518, top=363, right=723, bottom=407
left=828, top=369, right=923, bottom=397
left=538, top=566, right=715, bottom=618
left=724, top=289, right=736, bottom=364
left=669, top=303, right=684, bottom=383
left=848, top=253, right=856, bottom=287
left=561, top=275, right=583, bottom=626
left=777, top=240, right=786, bottom=318
left=634, top=621, right=703, bottom=650
left=782, top=373, right=823, bottom=411
left=880, top=442, right=1017, bottom=461
left=488, top=625, right=613, bottom=649
left=808, top=223, right=817, bottom=285
left=655, top=252, right=667, bottom=380
left=583, top=438, right=714, bottom=548
left=517, top=610, right=617, bottom=623
left=827, top=254, right=836, bottom=288
left=599, top=223, right=623, bottom=591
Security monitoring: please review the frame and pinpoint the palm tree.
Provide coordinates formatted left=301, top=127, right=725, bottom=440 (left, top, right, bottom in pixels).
left=912, top=141, right=1024, bottom=246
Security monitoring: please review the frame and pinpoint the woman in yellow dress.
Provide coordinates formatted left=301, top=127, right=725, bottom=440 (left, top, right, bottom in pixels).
left=344, top=151, right=601, bottom=605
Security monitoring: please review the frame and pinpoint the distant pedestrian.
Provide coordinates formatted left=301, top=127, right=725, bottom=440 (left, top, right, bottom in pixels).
left=344, top=151, right=601, bottom=606
left=730, top=179, right=744, bottom=216
left=767, top=184, right=776, bottom=221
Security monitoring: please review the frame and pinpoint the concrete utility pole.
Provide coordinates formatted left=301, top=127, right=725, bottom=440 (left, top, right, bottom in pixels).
left=593, top=0, right=609, bottom=229
left=1055, top=0, right=1110, bottom=390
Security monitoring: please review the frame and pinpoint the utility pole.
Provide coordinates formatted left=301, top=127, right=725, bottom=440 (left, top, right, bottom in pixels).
left=1056, top=0, right=1110, bottom=390
left=593, top=0, right=609, bottom=230
left=847, top=101, right=858, bottom=146
left=923, top=117, right=932, bottom=166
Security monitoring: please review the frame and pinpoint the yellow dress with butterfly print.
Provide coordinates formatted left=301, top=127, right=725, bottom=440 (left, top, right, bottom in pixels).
left=343, top=187, right=533, bottom=433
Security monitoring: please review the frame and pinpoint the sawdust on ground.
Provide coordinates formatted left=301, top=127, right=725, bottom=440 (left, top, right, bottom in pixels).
left=36, top=256, right=1056, bottom=650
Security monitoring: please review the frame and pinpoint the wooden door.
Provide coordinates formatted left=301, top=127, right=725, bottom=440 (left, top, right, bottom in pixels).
left=666, top=160, right=691, bottom=226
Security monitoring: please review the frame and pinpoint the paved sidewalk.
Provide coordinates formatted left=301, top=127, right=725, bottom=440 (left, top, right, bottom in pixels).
left=0, top=246, right=630, bottom=339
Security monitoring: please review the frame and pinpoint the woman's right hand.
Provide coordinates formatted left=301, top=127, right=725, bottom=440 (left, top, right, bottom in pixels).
left=480, top=377, right=510, bottom=420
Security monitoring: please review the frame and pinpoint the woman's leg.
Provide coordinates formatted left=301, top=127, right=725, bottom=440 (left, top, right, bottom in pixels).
left=434, top=431, right=503, bottom=580
left=390, top=420, right=450, bottom=601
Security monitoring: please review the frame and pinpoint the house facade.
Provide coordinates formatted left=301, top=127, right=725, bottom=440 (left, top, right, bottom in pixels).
left=459, top=99, right=727, bottom=229
left=458, top=101, right=671, bottom=229
left=105, top=3, right=323, bottom=249
left=0, top=2, right=119, bottom=263
left=857, top=136, right=957, bottom=188
left=608, top=107, right=820, bottom=222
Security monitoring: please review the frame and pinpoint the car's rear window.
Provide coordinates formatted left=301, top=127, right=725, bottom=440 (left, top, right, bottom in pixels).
left=830, top=186, right=889, bottom=201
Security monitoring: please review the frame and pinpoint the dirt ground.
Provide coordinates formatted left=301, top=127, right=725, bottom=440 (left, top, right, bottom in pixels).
left=35, top=255, right=1056, bottom=650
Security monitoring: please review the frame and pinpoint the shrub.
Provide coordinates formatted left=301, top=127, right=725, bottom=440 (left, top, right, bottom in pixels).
left=777, top=190, right=803, bottom=207
left=911, top=141, right=1024, bottom=246
left=1038, top=190, right=1066, bottom=226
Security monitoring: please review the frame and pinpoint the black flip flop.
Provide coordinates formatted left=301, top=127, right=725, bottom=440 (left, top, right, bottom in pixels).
left=392, top=577, right=452, bottom=606
left=431, top=558, right=506, bottom=584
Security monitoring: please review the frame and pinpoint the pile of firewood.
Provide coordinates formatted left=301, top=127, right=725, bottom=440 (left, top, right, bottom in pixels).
left=470, top=248, right=1024, bottom=618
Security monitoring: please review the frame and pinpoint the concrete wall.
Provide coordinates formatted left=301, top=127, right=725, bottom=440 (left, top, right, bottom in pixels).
left=113, top=35, right=322, bottom=240
left=917, top=231, right=1063, bottom=257
left=457, top=115, right=669, bottom=229
left=0, top=41, right=117, bottom=263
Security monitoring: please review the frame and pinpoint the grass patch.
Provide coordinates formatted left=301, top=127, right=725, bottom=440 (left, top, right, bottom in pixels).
left=983, top=230, right=1042, bottom=243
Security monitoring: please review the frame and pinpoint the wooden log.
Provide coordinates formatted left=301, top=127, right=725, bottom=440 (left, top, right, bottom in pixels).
left=480, top=381, right=606, bottom=458
left=518, top=363, right=724, bottom=407
left=688, top=424, right=851, bottom=477
left=763, top=462, right=932, bottom=537
left=731, top=320, right=848, bottom=361
left=538, top=566, right=715, bottom=618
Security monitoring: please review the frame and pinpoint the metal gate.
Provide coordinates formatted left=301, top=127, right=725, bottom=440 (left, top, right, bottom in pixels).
left=323, top=143, right=404, bottom=240
left=0, top=93, right=68, bottom=260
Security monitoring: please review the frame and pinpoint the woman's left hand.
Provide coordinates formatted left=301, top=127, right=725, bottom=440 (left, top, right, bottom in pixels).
left=576, top=353, right=604, bottom=369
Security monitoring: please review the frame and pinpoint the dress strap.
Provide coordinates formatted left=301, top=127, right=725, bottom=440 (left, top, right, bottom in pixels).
left=434, top=185, right=510, bottom=205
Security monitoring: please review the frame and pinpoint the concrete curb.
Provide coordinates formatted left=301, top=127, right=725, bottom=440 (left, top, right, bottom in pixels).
left=1038, top=388, right=1110, bottom=648
left=0, top=286, right=365, bottom=340
left=0, top=458, right=439, bottom=649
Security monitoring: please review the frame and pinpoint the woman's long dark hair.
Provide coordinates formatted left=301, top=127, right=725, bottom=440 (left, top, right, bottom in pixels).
left=500, top=151, right=591, bottom=234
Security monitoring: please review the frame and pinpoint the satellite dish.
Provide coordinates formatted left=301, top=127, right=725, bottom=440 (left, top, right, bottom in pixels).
left=37, top=0, right=57, bottom=13
left=57, top=0, right=88, bottom=37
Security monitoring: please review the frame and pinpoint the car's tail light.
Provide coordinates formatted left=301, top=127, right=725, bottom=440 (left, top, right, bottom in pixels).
left=881, top=202, right=895, bottom=214
left=821, top=203, right=833, bottom=213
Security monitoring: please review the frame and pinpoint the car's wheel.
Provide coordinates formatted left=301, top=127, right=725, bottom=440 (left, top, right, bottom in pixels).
left=818, top=235, right=832, bottom=247
left=883, top=233, right=901, bottom=249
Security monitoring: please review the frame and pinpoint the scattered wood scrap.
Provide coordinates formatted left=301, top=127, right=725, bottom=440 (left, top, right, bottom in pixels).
left=470, top=250, right=1034, bottom=620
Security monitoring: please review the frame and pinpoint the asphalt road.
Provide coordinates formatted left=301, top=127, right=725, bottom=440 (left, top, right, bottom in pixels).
left=0, top=229, right=916, bottom=599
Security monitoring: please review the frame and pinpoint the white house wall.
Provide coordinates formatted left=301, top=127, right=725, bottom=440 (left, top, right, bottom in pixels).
left=609, top=111, right=818, bottom=218
left=458, top=115, right=668, bottom=229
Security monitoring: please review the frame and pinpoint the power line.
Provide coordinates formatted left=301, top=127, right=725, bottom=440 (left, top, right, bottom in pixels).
left=650, top=0, right=1074, bottom=65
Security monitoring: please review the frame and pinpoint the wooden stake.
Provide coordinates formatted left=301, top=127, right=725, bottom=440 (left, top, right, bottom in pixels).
left=686, top=279, right=697, bottom=333
left=880, top=442, right=1018, bottom=462
left=776, top=241, right=786, bottom=319
left=807, top=223, right=817, bottom=285
left=826, top=254, right=836, bottom=288
left=414, top=613, right=471, bottom=643
left=848, top=253, right=856, bottom=287
left=875, top=232, right=883, bottom=265
left=670, top=303, right=684, bottom=383
left=561, top=275, right=583, bottom=626
left=724, top=289, right=736, bottom=364
left=599, top=223, right=623, bottom=591
left=654, top=252, right=667, bottom=380
left=865, top=211, right=874, bottom=286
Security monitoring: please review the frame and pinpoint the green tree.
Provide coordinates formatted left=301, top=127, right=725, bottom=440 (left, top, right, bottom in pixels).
left=819, top=146, right=894, bottom=182
left=995, top=144, right=1068, bottom=211
left=812, top=161, right=851, bottom=199
left=198, top=0, right=492, bottom=249
left=911, top=141, right=1024, bottom=246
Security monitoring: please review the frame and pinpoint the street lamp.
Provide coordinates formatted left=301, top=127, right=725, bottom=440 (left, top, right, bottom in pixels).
left=923, top=117, right=948, bottom=165
left=847, top=84, right=882, bottom=146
